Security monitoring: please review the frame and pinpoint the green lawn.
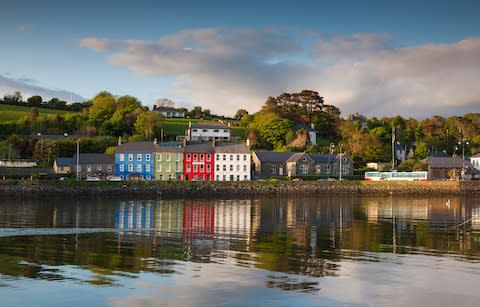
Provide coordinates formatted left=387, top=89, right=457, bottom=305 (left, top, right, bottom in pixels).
left=0, top=104, right=74, bottom=123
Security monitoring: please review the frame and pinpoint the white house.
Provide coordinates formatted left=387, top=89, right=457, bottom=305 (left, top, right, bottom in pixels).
left=213, top=142, right=251, bottom=181
left=153, top=106, right=186, bottom=118
left=470, top=153, right=480, bottom=170
left=186, top=122, right=231, bottom=141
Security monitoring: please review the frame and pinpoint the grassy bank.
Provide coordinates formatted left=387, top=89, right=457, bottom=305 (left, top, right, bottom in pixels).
left=0, top=104, right=74, bottom=123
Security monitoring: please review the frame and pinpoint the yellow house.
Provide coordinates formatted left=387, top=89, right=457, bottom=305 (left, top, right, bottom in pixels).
left=53, top=157, right=72, bottom=175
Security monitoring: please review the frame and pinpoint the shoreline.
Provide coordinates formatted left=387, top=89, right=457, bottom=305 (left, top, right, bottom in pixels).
left=1, top=180, right=480, bottom=198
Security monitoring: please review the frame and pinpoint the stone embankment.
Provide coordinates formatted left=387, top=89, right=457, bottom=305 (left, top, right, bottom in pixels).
left=1, top=180, right=480, bottom=198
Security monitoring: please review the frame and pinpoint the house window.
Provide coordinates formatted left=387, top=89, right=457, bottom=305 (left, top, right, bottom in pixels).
left=166, top=164, right=171, bottom=172
left=146, top=164, right=150, bottom=172
left=87, top=165, right=92, bottom=172
left=200, top=164, right=204, bottom=172
left=230, top=155, right=233, bottom=161
left=128, top=164, right=133, bottom=172
left=166, top=153, right=171, bottom=161
left=186, top=165, right=191, bottom=172
left=186, top=154, right=191, bottom=161
left=214, top=129, right=219, bottom=132
left=324, top=165, right=330, bottom=174
left=157, top=164, right=162, bottom=172
left=236, top=155, right=240, bottom=161
left=96, top=165, right=102, bottom=171
left=243, top=155, right=247, bottom=161
left=202, top=129, right=208, bottom=132
left=146, top=175, right=151, bottom=180
left=223, top=165, right=226, bottom=171
left=223, top=154, right=226, bottom=161
left=207, top=164, right=211, bottom=172
left=244, top=175, right=248, bottom=180
left=120, top=164, right=124, bottom=172
left=216, top=165, right=220, bottom=171
left=176, top=153, right=180, bottom=161
left=137, top=154, right=142, bottom=161
left=159, top=174, right=163, bottom=181
left=216, top=154, right=220, bottom=161
left=223, top=175, right=226, bottom=181
left=136, top=164, right=142, bottom=172
left=236, top=165, right=240, bottom=171
left=168, top=174, right=173, bottom=180
left=193, top=129, right=198, bottom=132
left=237, top=175, right=240, bottom=181
left=243, top=165, right=247, bottom=172
left=176, top=164, right=181, bottom=172
left=146, top=154, right=151, bottom=161
left=315, top=165, right=321, bottom=174
left=206, top=154, right=211, bottom=162
left=128, top=154, right=133, bottom=161
left=193, top=165, right=198, bottom=172
left=119, top=154, right=125, bottom=161
left=200, top=154, right=204, bottom=162
left=157, top=154, right=162, bottom=161
left=107, top=165, right=112, bottom=172
left=216, top=175, right=219, bottom=181
left=193, top=154, right=197, bottom=162
left=230, top=165, right=233, bottom=171
left=302, top=165, right=308, bottom=174
left=224, top=129, right=228, bottom=133
left=271, top=165, right=276, bottom=174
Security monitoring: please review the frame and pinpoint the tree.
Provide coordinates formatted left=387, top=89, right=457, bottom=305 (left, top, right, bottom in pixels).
left=249, top=111, right=294, bottom=150
left=134, top=111, right=163, bottom=140
left=235, top=109, right=248, bottom=119
left=27, top=95, right=43, bottom=106
left=28, top=107, right=39, bottom=122
left=414, top=142, right=429, bottom=160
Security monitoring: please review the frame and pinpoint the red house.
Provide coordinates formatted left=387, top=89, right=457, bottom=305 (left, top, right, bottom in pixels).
left=183, top=142, right=215, bottom=181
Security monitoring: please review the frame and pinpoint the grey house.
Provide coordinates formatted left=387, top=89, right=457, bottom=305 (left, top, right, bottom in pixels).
left=72, top=153, right=115, bottom=179
left=286, top=152, right=354, bottom=177
left=425, top=156, right=479, bottom=180
left=252, top=152, right=295, bottom=177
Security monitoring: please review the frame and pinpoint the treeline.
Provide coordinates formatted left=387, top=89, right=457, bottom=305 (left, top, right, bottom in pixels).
left=240, top=90, right=480, bottom=171
left=2, top=92, right=89, bottom=111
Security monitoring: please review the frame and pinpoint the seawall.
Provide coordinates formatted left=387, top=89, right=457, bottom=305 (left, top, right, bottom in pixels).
left=1, top=180, right=480, bottom=198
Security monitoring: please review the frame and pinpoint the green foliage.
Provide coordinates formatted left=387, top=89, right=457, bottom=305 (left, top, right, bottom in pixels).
left=249, top=112, right=294, bottom=150
left=414, top=142, right=429, bottom=159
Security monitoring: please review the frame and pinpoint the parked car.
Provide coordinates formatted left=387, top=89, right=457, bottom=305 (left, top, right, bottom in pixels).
left=108, top=176, right=122, bottom=181
left=85, top=176, right=101, bottom=182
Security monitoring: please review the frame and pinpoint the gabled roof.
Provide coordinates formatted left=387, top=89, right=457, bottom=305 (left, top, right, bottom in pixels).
left=213, top=142, right=250, bottom=154
left=254, top=151, right=295, bottom=163
left=425, top=156, right=467, bottom=168
left=310, top=154, right=337, bottom=163
left=116, top=142, right=158, bottom=153
left=55, top=157, right=72, bottom=166
left=72, top=153, right=114, bottom=164
left=191, top=122, right=229, bottom=129
left=157, top=142, right=183, bottom=153
left=154, top=107, right=185, bottom=112
left=184, top=141, right=215, bottom=153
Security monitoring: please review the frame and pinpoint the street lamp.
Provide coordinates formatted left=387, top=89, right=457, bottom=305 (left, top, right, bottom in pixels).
left=328, top=143, right=335, bottom=178
left=37, top=133, right=43, bottom=161
left=76, top=138, right=80, bottom=181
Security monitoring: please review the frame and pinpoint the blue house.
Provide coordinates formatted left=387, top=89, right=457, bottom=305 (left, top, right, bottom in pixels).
left=115, top=141, right=157, bottom=180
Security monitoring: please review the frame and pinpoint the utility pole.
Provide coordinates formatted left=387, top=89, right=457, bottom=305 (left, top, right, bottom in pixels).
left=76, top=139, right=80, bottom=181
left=391, top=124, right=395, bottom=170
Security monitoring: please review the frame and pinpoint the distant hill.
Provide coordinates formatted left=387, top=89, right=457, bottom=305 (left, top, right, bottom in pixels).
left=0, top=104, right=75, bottom=123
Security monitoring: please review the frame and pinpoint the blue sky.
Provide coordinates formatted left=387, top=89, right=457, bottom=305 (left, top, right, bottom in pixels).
left=1, top=0, right=479, bottom=117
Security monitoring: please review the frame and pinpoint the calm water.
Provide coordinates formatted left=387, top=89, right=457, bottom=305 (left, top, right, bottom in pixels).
left=0, top=195, right=480, bottom=306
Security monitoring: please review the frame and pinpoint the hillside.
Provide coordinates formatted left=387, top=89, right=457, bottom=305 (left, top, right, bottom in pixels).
left=0, top=104, right=75, bottom=123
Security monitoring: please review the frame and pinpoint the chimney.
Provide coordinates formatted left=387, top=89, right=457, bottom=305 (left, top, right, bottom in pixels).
left=212, top=139, right=216, bottom=147
left=118, top=136, right=122, bottom=146
left=182, top=137, right=186, bottom=147
left=246, top=138, right=251, bottom=148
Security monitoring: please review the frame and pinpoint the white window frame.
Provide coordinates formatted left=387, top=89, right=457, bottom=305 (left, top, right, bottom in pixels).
left=119, top=154, right=125, bottom=161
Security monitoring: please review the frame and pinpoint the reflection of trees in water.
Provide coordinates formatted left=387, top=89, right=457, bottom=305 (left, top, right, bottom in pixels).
left=266, top=275, right=320, bottom=293
left=1, top=196, right=480, bottom=287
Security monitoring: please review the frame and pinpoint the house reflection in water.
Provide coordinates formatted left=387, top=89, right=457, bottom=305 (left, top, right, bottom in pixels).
left=115, top=201, right=155, bottom=234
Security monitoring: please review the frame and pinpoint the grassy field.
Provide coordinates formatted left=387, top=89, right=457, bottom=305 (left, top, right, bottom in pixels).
left=0, top=104, right=74, bottom=123
left=161, top=118, right=246, bottom=140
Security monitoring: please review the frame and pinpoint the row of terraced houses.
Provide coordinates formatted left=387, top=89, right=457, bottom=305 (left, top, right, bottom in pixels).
left=115, top=140, right=251, bottom=181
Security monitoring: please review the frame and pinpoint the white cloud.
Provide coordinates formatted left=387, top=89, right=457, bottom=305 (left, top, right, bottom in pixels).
left=0, top=75, right=86, bottom=102
left=79, top=28, right=480, bottom=118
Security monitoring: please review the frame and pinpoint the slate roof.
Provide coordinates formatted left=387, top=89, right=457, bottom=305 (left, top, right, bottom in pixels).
left=213, top=142, right=250, bottom=154
left=254, top=151, right=295, bottom=163
left=184, top=141, right=215, bottom=153
left=116, top=142, right=158, bottom=153
left=154, top=107, right=185, bottom=113
left=55, top=157, right=72, bottom=166
left=157, top=142, right=183, bottom=153
left=72, top=153, right=114, bottom=164
left=191, top=122, right=229, bottom=129
left=286, top=153, right=338, bottom=163
left=425, top=156, right=477, bottom=171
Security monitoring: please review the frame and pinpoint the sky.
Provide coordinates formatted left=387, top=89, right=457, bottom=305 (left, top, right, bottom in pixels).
left=1, top=0, right=479, bottom=118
